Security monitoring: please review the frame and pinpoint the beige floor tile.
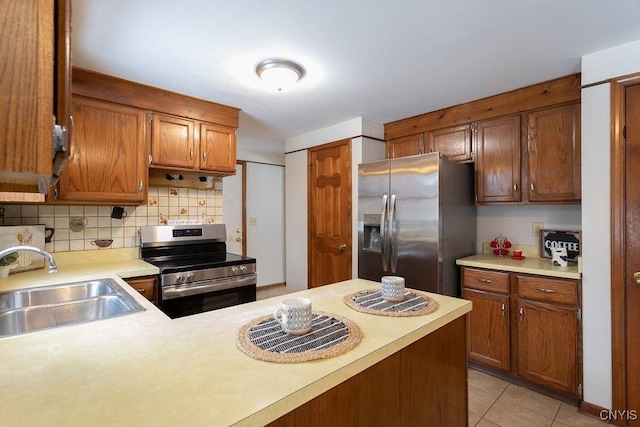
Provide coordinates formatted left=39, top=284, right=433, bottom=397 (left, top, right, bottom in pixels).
left=552, top=422, right=571, bottom=427
left=257, top=285, right=289, bottom=300
left=500, top=384, right=562, bottom=419
left=484, top=399, right=554, bottom=427
left=469, top=412, right=482, bottom=426
left=469, top=386, right=499, bottom=417
left=477, top=420, right=502, bottom=427
left=468, top=368, right=510, bottom=396
left=554, top=403, right=609, bottom=426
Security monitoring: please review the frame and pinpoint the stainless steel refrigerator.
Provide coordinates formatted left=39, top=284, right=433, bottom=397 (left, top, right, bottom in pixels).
left=358, top=153, right=476, bottom=297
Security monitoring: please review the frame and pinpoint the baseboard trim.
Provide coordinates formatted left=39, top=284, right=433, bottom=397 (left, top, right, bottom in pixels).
left=257, top=282, right=286, bottom=291
left=579, top=401, right=613, bottom=424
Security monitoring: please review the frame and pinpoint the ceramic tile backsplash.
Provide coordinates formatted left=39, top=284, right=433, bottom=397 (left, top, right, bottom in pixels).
left=0, top=184, right=223, bottom=253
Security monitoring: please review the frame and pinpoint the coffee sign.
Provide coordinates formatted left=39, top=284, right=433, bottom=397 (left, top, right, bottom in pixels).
left=540, top=230, right=581, bottom=262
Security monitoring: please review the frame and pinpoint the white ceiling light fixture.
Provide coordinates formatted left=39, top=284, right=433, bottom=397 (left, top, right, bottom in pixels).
left=256, top=59, right=304, bottom=91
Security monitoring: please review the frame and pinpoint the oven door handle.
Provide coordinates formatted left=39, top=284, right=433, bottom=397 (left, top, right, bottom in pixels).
left=162, top=274, right=256, bottom=300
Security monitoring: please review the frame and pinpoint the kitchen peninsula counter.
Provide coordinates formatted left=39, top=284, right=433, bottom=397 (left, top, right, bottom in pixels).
left=0, top=277, right=470, bottom=426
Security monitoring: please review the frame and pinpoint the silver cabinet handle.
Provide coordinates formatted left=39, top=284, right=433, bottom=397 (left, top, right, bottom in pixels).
left=535, top=287, right=556, bottom=293
left=202, top=151, right=207, bottom=161
left=519, top=307, right=524, bottom=319
left=477, top=278, right=492, bottom=283
left=189, top=148, right=193, bottom=160
left=501, top=303, right=505, bottom=317
left=139, top=181, right=144, bottom=192
left=531, top=182, right=535, bottom=192
left=513, top=183, right=517, bottom=192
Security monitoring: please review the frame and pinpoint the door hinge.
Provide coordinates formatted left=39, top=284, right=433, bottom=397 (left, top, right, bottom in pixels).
left=578, top=383, right=583, bottom=396
left=148, top=112, right=153, bottom=123
left=577, top=308, right=582, bottom=320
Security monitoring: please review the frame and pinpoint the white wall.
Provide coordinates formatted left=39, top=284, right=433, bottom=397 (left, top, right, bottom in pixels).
left=476, top=205, right=581, bottom=253
left=245, top=163, right=285, bottom=287
left=579, top=37, right=640, bottom=409
left=285, top=150, right=308, bottom=292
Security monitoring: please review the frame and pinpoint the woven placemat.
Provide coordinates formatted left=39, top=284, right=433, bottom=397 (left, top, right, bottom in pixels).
left=343, top=289, right=439, bottom=317
left=236, top=311, right=362, bottom=363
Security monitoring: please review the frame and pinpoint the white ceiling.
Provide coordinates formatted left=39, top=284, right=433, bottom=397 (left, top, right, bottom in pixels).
left=72, top=0, right=640, bottom=142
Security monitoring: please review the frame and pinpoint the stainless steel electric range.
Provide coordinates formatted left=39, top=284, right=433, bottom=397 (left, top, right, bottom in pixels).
left=140, top=224, right=256, bottom=319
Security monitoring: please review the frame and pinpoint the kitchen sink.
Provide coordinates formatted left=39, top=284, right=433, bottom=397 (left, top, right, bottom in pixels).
left=0, top=280, right=117, bottom=310
left=0, top=278, right=145, bottom=337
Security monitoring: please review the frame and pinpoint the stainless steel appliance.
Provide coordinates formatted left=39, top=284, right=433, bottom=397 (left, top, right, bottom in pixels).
left=140, top=224, right=256, bottom=318
left=358, top=153, right=476, bottom=296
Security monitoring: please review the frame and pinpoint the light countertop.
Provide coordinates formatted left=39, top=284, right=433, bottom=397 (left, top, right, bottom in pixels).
left=0, top=277, right=470, bottom=426
left=456, top=253, right=581, bottom=279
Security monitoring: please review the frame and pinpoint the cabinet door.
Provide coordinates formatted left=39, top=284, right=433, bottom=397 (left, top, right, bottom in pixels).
left=199, top=123, right=236, bottom=174
left=150, top=112, right=196, bottom=169
left=528, top=104, right=581, bottom=202
left=0, top=0, right=55, bottom=193
left=517, top=299, right=577, bottom=394
left=387, top=134, right=424, bottom=159
left=56, top=97, right=147, bottom=204
left=463, top=288, right=510, bottom=371
left=125, top=276, right=158, bottom=305
left=426, top=124, right=473, bottom=162
left=475, top=115, right=521, bottom=203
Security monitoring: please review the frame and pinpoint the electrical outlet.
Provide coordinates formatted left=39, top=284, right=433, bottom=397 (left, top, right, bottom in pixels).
left=532, top=222, right=544, bottom=237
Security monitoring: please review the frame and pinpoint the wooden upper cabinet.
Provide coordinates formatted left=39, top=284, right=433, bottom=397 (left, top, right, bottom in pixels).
left=387, top=134, right=424, bottom=158
left=149, top=113, right=236, bottom=175
left=151, top=113, right=196, bottom=169
left=0, top=0, right=71, bottom=196
left=475, top=115, right=521, bottom=203
left=200, top=123, right=237, bottom=174
left=53, top=96, right=148, bottom=204
left=527, top=103, right=581, bottom=203
left=426, top=124, right=473, bottom=162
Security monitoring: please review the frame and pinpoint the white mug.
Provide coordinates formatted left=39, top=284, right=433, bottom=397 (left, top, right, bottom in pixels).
left=381, top=276, right=406, bottom=302
left=273, top=297, right=313, bottom=335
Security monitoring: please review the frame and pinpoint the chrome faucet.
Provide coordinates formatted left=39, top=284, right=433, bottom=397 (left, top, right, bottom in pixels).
left=0, top=245, right=58, bottom=273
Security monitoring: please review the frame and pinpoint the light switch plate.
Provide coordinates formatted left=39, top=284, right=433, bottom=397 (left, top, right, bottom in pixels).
left=249, top=217, right=257, bottom=226
left=532, top=222, right=544, bottom=237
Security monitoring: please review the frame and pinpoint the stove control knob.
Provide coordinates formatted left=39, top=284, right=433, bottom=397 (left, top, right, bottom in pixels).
left=175, top=273, right=184, bottom=284
left=186, top=272, right=194, bottom=281
left=232, top=266, right=239, bottom=274
left=240, top=265, right=247, bottom=272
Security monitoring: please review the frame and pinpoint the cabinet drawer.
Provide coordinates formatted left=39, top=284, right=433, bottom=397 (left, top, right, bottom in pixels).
left=516, top=275, right=577, bottom=305
left=125, top=276, right=158, bottom=305
left=463, top=268, right=509, bottom=293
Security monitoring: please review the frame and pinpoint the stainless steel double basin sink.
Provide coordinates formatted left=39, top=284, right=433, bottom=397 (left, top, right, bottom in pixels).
left=0, top=278, right=146, bottom=337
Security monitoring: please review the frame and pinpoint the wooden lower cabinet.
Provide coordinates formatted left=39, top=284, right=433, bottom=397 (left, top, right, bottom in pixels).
left=462, top=266, right=582, bottom=398
left=267, top=316, right=468, bottom=427
left=124, top=275, right=158, bottom=305
left=463, top=288, right=510, bottom=371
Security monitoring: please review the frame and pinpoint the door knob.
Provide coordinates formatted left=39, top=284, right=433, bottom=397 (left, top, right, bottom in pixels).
left=338, top=243, right=347, bottom=251
left=634, top=272, right=640, bottom=284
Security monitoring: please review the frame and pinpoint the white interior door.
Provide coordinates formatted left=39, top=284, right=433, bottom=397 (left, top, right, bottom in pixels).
left=223, top=163, right=244, bottom=255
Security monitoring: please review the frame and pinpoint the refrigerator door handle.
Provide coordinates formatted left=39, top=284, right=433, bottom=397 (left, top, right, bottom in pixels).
left=389, top=193, right=397, bottom=273
left=380, top=194, right=389, bottom=272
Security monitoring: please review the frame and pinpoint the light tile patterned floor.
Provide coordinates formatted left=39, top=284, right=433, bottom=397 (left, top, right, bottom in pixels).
left=469, top=369, right=610, bottom=426
left=257, top=287, right=610, bottom=426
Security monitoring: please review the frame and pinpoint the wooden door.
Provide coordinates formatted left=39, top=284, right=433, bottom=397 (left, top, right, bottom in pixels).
left=426, top=124, right=473, bottom=162
left=517, top=299, right=577, bottom=394
left=387, top=134, right=424, bottom=159
left=57, top=96, right=147, bottom=204
left=150, top=112, right=195, bottom=169
left=475, top=115, right=521, bottom=203
left=612, top=75, right=640, bottom=427
left=200, top=123, right=237, bottom=174
left=463, top=288, right=510, bottom=371
left=625, top=82, right=640, bottom=427
left=528, top=103, right=581, bottom=202
left=308, top=140, right=352, bottom=288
